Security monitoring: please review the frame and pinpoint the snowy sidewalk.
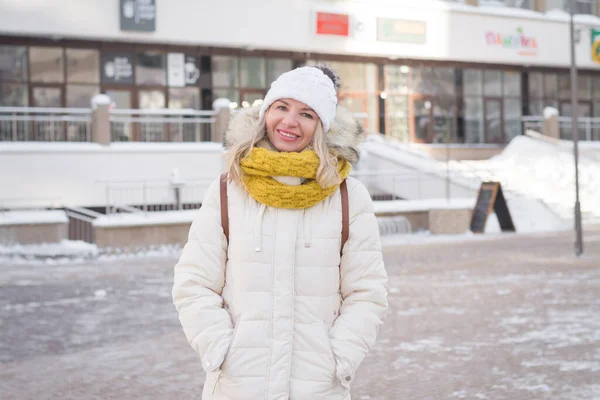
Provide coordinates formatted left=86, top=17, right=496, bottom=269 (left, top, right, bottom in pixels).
left=1, top=229, right=600, bottom=399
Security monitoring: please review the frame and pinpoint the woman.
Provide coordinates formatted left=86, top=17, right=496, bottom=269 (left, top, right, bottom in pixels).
left=173, top=65, right=388, bottom=399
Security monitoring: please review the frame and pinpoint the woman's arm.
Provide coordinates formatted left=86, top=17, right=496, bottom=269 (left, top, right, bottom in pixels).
left=330, top=179, right=389, bottom=387
left=172, top=178, right=233, bottom=373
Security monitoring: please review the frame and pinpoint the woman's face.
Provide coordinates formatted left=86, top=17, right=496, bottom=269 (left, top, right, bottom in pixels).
left=265, top=98, right=320, bottom=153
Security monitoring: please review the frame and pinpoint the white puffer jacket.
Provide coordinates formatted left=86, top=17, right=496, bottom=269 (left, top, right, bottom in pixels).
left=172, top=107, right=388, bottom=400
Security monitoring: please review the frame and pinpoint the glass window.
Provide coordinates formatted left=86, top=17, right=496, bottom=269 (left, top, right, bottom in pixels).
left=410, top=67, right=434, bottom=95
left=593, top=77, right=600, bottom=101
left=138, top=89, right=166, bottom=109
left=504, top=97, right=522, bottom=142
left=136, top=52, right=166, bottom=86
left=32, top=86, right=62, bottom=107
left=212, top=56, right=239, bottom=88
left=30, top=47, right=64, bottom=83
left=463, top=69, right=482, bottom=96
left=169, top=87, right=200, bottom=109
left=267, top=59, right=292, bottom=84
left=558, top=73, right=571, bottom=99
left=504, top=71, right=521, bottom=97
left=577, top=75, right=591, bottom=100
left=431, top=67, right=456, bottom=97
left=241, top=57, right=266, bottom=89
left=544, top=73, right=558, bottom=98
left=66, top=49, right=99, bottom=84
left=0, top=83, right=28, bottom=106
left=385, top=65, right=409, bottom=93
left=386, top=94, right=409, bottom=142
left=213, top=88, right=239, bottom=105
left=502, top=0, right=533, bottom=8
left=527, top=99, right=544, bottom=116
left=528, top=72, right=544, bottom=98
left=67, top=84, right=99, bottom=107
left=464, top=97, right=484, bottom=143
left=484, top=70, right=502, bottom=96
left=324, top=61, right=367, bottom=92
left=0, top=46, right=28, bottom=82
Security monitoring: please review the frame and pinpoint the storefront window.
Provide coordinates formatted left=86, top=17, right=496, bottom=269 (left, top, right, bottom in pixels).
left=0, top=83, right=28, bottom=106
left=577, top=75, right=591, bottom=100
left=386, top=94, right=409, bottom=142
left=67, top=49, right=99, bottom=84
left=558, top=73, right=571, bottom=99
left=267, top=59, right=293, bottom=84
left=241, top=57, right=266, bottom=89
left=212, top=56, right=239, bottom=88
left=213, top=88, right=239, bottom=105
left=30, top=47, right=64, bottom=83
left=504, top=71, right=521, bottom=97
left=0, top=46, right=28, bottom=82
left=463, top=69, right=482, bottom=96
left=464, top=97, right=484, bottom=143
left=169, top=87, right=200, bottom=109
left=136, top=52, right=166, bottom=86
left=484, top=70, right=502, bottom=97
left=528, top=72, right=544, bottom=98
left=32, top=87, right=62, bottom=107
left=385, top=65, right=409, bottom=94
left=138, top=89, right=166, bottom=109
left=504, top=97, right=522, bottom=142
left=66, top=84, right=99, bottom=107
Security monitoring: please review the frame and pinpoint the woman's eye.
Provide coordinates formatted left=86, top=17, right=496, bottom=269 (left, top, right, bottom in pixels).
left=276, top=105, right=287, bottom=111
left=301, top=113, right=314, bottom=119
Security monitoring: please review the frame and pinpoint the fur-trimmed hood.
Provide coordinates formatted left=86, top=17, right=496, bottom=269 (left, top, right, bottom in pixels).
left=223, top=106, right=365, bottom=163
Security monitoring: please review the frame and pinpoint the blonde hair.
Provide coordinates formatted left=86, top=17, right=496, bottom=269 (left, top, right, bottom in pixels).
left=226, top=108, right=341, bottom=189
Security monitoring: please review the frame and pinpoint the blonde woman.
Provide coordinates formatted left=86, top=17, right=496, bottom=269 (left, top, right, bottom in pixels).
left=173, top=65, right=388, bottom=399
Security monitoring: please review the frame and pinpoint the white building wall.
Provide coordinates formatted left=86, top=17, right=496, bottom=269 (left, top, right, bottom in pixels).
left=1, top=0, right=600, bottom=68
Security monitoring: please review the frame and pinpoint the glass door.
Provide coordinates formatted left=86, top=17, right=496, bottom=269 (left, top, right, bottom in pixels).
left=410, top=95, right=433, bottom=143
left=104, top=88, right=133, bottom=141
left=560, top=101, right=592, bottom=141
left=484, top=98, right=504, bottom=144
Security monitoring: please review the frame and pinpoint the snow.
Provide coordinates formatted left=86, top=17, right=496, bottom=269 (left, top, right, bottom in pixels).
left=0, top=210, right=68, bottom=226
left=0, top=239, right=182, bottom=265
left=0, top=240, right=98, bottom=259
left=374, top=198, right=475, bottom=214
left=453, top=135, right=600, bottom=220
left=93, top=210, right=198, bottom=228
left=543, top=107, right=559, bottom=119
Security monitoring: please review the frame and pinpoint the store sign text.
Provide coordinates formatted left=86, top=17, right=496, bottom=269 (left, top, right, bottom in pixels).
left=485, top=27, right=537, bottom=56
left=316, top=12, right=350, bottom=37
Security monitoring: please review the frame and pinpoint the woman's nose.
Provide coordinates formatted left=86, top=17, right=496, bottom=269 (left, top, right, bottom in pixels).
left=282, top=113, right=299, bottom=127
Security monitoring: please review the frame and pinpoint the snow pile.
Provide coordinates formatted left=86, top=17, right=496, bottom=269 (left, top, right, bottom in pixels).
left=0, top=210, right=68, bottom=226
left=93, top=209, right=198, bottom=227
left=0, top=240, right=99, bottom=263
left=0, top=240, right=182, bottom=265
left=454, top=136, right=600, bottom=220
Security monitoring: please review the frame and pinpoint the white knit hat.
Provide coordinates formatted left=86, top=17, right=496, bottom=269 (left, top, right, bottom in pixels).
left=259, top=67, right=338, bottom=132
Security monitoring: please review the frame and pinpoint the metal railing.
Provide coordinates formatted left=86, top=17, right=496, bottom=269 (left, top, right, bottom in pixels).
left=102, top=177, right=213, bottom=214
left=65, top=207, right=99, bottom=243
left=522, top=115, right=600, bottom=141
left=109, top=108, right=217, bottom=142
left=0, top=107, right=92, bottom=142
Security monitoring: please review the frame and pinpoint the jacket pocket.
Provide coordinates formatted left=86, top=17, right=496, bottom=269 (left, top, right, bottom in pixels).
left=221, top=314, right=243, bottom=370
left=322, top=321, right=336, bottom=365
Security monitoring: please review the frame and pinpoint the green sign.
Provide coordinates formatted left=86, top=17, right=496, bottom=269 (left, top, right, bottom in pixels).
left=592, top=29, right=600, bottom=64
left=377, top=18, right=426, bottom=44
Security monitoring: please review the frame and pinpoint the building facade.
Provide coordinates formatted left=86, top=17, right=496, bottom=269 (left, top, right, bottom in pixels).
left=2, top=0, right=600, bottom=144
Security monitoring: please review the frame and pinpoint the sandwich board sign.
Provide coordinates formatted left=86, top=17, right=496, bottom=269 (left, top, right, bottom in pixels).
left=470, top=182, right=515, bottom=233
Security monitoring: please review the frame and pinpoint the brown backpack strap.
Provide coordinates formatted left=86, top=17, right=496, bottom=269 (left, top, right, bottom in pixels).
left=340, top=179, right=349, bottom=256
left=220, top=172, right=229, bottom=244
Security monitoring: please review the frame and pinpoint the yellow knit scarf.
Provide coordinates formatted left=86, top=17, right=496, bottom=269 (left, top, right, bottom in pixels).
left=240, top=147, right=351, bottom=209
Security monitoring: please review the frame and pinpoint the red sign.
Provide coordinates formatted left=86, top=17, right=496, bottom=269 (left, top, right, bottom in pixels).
left=316, top=12, right=350, bottom=37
